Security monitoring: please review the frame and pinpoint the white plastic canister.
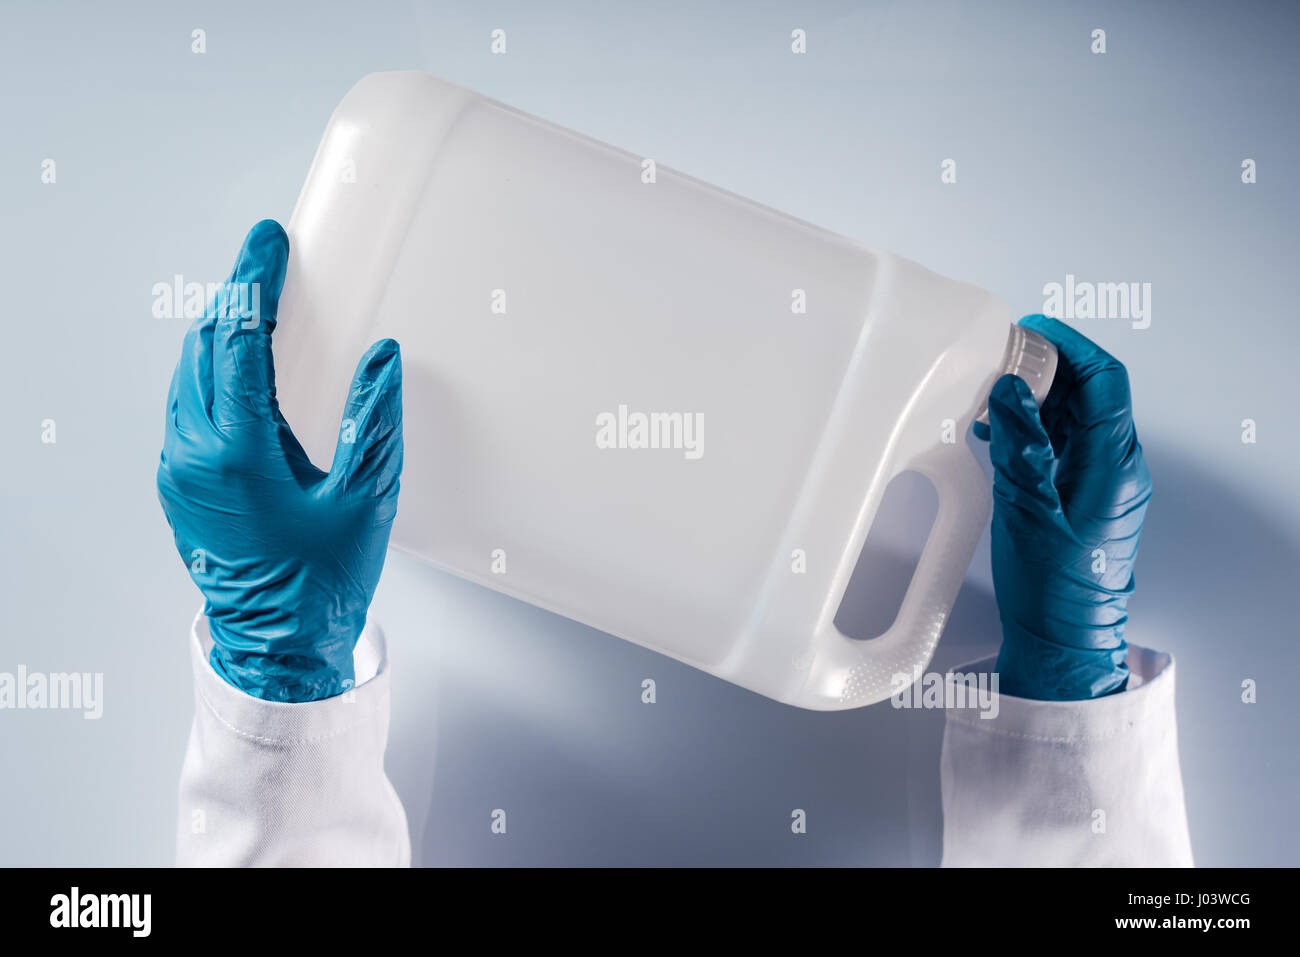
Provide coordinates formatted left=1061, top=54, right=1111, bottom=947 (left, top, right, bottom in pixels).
left=273, top=72, right=1055, bottom=710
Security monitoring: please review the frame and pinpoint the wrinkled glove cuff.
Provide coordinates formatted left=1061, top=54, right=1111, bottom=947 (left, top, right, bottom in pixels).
left=995, top=621, right=1130, bottom=701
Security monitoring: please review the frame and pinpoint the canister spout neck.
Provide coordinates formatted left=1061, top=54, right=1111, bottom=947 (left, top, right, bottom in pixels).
left=975, top=324, right=1058, bottom=426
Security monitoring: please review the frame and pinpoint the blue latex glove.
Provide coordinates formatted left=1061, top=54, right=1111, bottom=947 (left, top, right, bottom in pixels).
left=974, top=314, right=1151, bottom=701
left=157, top=220, right=403, bottom=702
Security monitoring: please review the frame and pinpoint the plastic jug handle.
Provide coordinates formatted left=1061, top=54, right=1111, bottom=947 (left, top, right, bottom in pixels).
left=799, top=439, right=991, bottom=709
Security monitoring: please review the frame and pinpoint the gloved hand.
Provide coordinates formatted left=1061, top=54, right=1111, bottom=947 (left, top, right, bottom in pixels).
left=157, top=220, right=403, bottom=702
left=974, top=314, right=1151, bottom=701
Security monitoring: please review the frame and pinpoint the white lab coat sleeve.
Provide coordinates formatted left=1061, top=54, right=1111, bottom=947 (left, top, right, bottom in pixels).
left=176, top=612, right=410, bottom=867
left=940, top=644, right=1193, bottom=867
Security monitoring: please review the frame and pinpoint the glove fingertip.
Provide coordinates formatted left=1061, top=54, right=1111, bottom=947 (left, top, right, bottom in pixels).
left=355, top=338, right=402, bottom=388
left=987, top=373, right=1061, bottom=508
left=976, top=374, right=1030, bottom=443
left=328, top=339, right=404, bottom=484
left=1017, top=313, right=1056, bottom=334
left=247, top=218, right=288, bottom=245
left=988, top=372, right=1037, bottom=419
left=230, top=220, right=290, bottom=328
left=239, top=221, right=289, bottom=278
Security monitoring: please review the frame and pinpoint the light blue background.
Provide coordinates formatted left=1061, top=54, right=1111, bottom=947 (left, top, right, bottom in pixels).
left=1, top=0, right=1296, bottom=865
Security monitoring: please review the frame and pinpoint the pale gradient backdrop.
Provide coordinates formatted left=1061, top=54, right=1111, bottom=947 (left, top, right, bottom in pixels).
left=1, top=0, right=1296, bottom=865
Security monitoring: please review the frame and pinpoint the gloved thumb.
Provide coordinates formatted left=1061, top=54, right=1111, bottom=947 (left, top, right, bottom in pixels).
left=987, top=373, right=1061, bottom=516
left=326, top=338, right=403, bottom=499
